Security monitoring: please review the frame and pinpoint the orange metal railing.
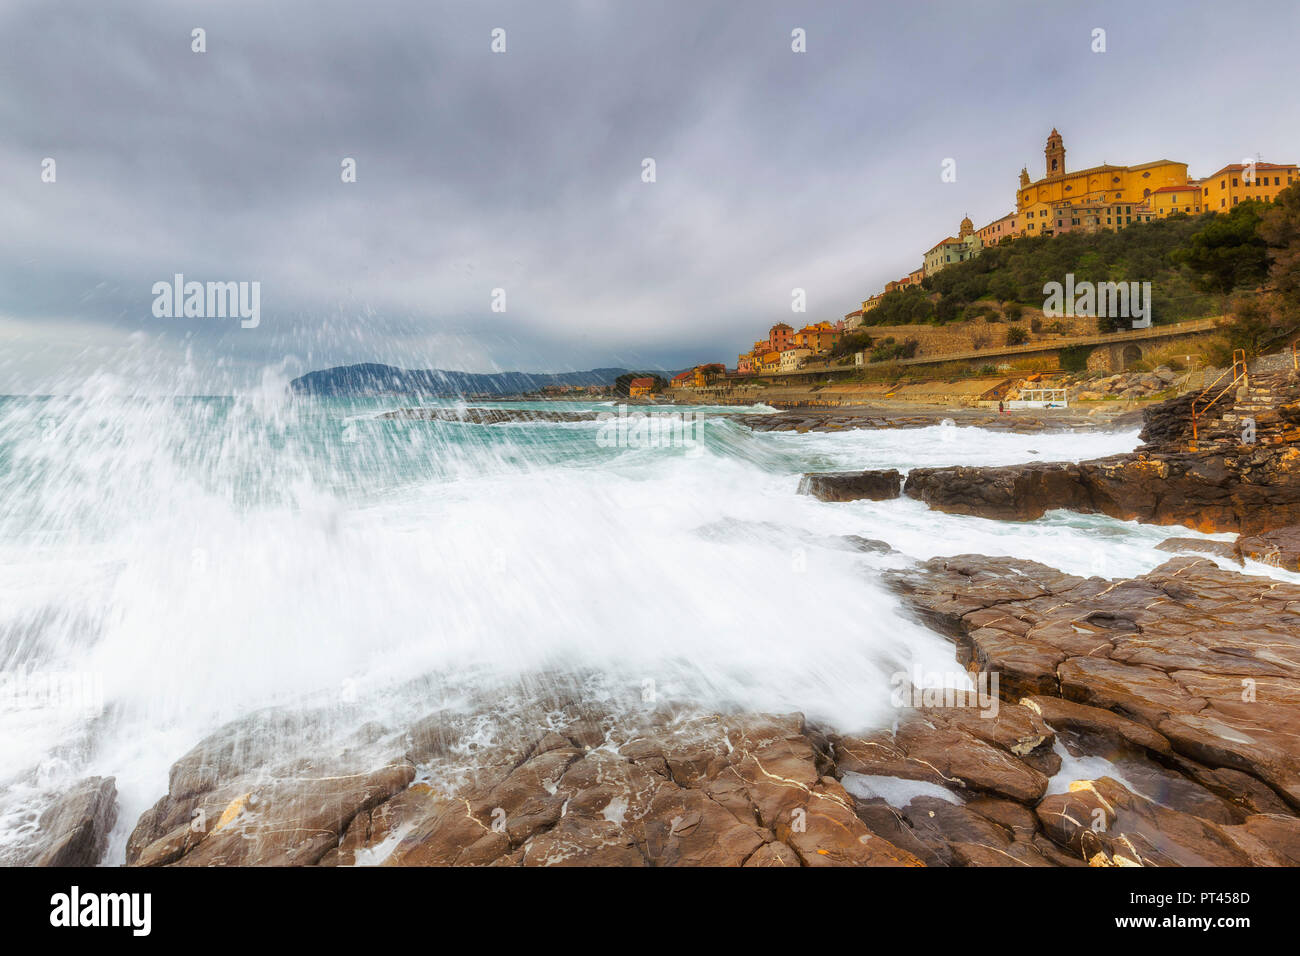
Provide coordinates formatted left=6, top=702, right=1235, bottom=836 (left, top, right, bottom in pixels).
left=1190, top=349, right=1248, bottom=442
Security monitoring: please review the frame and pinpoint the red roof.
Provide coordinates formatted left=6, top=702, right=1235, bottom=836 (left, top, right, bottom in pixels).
left=671, top=372, right=692, bottom=383
left=629, top=377, right=654, bottom=388
left=1206, top=162, right=1297, bottom=178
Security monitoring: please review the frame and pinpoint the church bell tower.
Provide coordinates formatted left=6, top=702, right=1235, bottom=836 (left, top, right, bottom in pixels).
left=1045, top=128, right=1066, bottom=179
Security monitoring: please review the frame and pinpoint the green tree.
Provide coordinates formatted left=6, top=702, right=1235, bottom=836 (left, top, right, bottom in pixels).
left=832, top=331, right=873, bottom=357
left=1260, top=182, right=1300, bottom=310
left=987, top=273, right=1016, bottom=304
left=1177, top=201, right=1269, bottom=295
left=1223, top=296, right=1278, bottom=355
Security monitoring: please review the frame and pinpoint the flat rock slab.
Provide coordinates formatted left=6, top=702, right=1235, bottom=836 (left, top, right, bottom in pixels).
left=798, top=469, right=902, bottom=502
left=886, top=554, right=1300, bottom=813
left=1155, top=537, right=1241, bottom=562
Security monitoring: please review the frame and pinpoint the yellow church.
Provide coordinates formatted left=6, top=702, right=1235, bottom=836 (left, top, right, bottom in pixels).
left=1015, top=129, right=1189, bottom=236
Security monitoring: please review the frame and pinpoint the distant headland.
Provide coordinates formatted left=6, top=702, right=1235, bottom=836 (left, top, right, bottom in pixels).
left=289, top=363, right=636, bottom=398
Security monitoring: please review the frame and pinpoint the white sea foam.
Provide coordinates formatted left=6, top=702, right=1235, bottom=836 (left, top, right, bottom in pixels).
left=0, top=392, right=1194, bottom=863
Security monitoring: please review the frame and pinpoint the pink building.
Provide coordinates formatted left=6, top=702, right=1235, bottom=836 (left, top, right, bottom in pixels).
left=976, top=211, right=1018, bottom=246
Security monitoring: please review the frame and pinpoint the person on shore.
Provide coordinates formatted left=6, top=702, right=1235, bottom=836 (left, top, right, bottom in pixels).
left=998, top=400, right=1005, bottom=415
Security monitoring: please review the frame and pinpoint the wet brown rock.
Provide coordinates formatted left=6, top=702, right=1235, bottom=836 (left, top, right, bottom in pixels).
left=834, top=706, right=1052, bottom=805
left=785, top=797, right=923, bottom=867
left=561, top=718, right=608, bottom=750
left=1155, top=537, right=1241, bottom=562
left=1036, top=777, right=1297, bottom=867
left=357, top=708, right=927, bottom=867
left=126, top=707, right=418, bottom=867
left=1159, top=704, right=1300, bottom=809
left=22, top=776, right=118, bottom=867
left=851, top=798, right=952, bottom=866
left=1020, top=695, right=1173, bottom=757
left=403, top=711, right=459, bottom=764
left=903, top=374, right=1300, bottom=536
left=1237, top=524, right=1300, bottom=571
left=904, top=459, right=1102, bottom=523
left=174, top=762, right=414, bottom=867
left=886, top=555, right=1084, bottom=641
left=887, top=554, right=1300, bottom=815
left=641, top=787, right=768, bottom=866
left=324, top=783, right=444, bottom=866
left=123, top=542, right=1300, bottom=870
left=895, top=796, right=1052, bottom=867
left=964, top=796, right=1039, bottom=839
left=519, top=817, right=646, bottom=866
left=1172, top=763, right=1294, bottom=817
left=742, top=841, right=801, bottom=866
left=1058, top=657, right=1202, bottom=728
left=1221, top=813, right=1300, bottom=866
left=797, top=469, right=902, bottom=502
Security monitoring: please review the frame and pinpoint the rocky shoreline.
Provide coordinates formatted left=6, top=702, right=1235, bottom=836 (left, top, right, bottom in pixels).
left=19, top=546, right=1297, bottom=868
left=11, top=373, right=1300, bottom=867
left=733, top=405, right=1144, bottom=434
left=803, top=370, right=1300, bottom=538
left=376, top=402, right=1145, bottom=435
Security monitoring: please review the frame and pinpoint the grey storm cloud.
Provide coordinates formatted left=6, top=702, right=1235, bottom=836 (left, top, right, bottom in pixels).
left=1, top=0, right=1298, bottom=391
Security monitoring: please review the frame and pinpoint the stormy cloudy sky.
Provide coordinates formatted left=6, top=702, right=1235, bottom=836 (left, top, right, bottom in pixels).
left=2, top=0, right=1298, bottom=392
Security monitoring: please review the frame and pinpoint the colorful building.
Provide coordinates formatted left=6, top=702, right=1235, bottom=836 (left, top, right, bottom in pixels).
left=923, top=216, right=982, bottom=276
left=737, top=352, right=755, bottom=374
left=824, top=131, right=1299, bottom=376
left=1015, top=128, right=1188, bottom=236
left=779, top=347, right=812, bottom=371
left=693, top=363, right=725, bottom=387
left=794, top=321, right=840, bottom=354
left=976, top=211, right=1018, bottom=246
left=1201, top=162, right=1299, bottom=212
left=1048, top=197, right=1161, bottom=235
left=670, top=371, right=693, bottom=389
left=768, top=323, right=795, bottom=352
left=628, top=377, right=654, bottom=398
left=1147, top=183, right=1203, bottom=218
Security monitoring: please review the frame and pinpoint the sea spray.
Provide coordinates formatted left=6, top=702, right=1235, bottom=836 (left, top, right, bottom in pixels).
left=0, top=389, right=1180, bottom=863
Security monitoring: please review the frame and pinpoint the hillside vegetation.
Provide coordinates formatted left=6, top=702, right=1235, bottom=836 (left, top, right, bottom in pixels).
left=862, top=196, right=1289, bottom=334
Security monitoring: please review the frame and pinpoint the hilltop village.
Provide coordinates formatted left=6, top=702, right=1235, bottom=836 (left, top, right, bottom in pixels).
left=669, top=129, right=1297, bottom=395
